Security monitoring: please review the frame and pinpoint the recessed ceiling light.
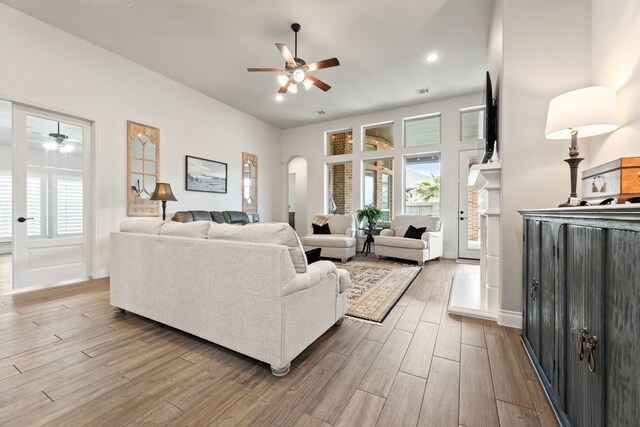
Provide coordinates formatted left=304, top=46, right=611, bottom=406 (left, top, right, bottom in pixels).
left=426, top=53, right=439, bottom=63
left=275, top=94, right=284, bottom=102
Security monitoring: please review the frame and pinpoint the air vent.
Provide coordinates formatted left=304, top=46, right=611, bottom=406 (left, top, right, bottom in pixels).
left=415, top=88, right=430, bottom=95
left=315, top=110, right=326, bottom=115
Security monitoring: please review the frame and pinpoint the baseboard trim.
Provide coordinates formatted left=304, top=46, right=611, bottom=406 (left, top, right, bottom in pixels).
left=498, top=309, right=523, bottom=329
left=94, top=267, right=110, bottom=279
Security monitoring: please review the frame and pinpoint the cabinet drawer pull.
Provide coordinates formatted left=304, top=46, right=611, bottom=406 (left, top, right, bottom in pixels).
left=587, top=335, right=598, bottom=373
left=530, top=278, right=539, bottom=301
left=577, top=328, right=588, bottom=361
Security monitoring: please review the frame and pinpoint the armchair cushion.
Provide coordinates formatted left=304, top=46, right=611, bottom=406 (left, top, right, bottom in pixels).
left=379, top=229, right=395, bottom=237
left=312, top=223, right=331, bottom=235
left=375, top=235, right=427, bottom=250
left=403, top=225, right=426, bottom=239
left=300, top=235, right=355, bottom=248
left=326, top=214, right=355, bottom=236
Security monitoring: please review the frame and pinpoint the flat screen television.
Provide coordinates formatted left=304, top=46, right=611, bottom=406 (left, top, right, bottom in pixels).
left=482, top=71, right=497, bottom=164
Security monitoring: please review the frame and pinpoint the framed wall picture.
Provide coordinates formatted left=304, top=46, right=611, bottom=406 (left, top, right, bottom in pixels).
left=185, top=155, right=227, bottom=194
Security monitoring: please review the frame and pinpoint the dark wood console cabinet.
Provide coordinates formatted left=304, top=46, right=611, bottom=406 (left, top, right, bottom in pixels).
left=520, top=206, right=640, bottom=426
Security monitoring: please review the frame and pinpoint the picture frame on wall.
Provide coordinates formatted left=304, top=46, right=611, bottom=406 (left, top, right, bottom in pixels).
left=185, top=155, right=227, bottom=194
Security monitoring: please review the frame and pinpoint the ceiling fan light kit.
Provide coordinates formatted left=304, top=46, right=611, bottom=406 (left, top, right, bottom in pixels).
left=247, top=23, right=340, bottom=97
left=42, top=122, right=75, bottom=153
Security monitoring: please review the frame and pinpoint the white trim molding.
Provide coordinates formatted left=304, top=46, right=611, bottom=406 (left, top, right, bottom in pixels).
left=498, top=309, right=523, bottom=329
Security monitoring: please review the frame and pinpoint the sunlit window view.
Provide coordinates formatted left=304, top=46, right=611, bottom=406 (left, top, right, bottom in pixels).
left=363, top=158, right=393, bottom=221
left=405, top=154, right=440, bottom=216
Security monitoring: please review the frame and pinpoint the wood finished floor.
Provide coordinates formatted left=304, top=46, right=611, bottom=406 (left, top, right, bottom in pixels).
left=0, top=259, right=558, bottom=426
left=0, top=254, right=11, bottom=294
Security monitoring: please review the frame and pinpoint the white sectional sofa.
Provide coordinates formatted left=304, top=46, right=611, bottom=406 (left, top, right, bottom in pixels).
left=299, top=214, right=356, bottom=262
left=374, top=215, right=443, bottom=265
left=111, top=220, right=349, bottom=377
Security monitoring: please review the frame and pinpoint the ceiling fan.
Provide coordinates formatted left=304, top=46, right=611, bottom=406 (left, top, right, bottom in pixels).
left=34, top=122, right=78, bottom=153
left=247, top=23, right=340, bottom=95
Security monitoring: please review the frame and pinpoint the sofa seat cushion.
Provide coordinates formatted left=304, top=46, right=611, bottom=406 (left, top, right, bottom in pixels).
left=161, top=221, right=211, bottom=239
left=120, top=219, right=165, bottom=235
left=300, top=235, right=356, bottom=248
left=208, top=223, right=307, bottom=273
left=374, top=235, right=427, bottom=250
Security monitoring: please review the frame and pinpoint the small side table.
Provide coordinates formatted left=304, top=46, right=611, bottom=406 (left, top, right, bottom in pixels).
left=359, top=227, right=383, bottom=256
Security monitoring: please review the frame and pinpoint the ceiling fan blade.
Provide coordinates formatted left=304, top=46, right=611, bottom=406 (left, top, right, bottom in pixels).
left=278, top=78, right=292, bottom=94
left=306, top=57, right=340, bottom=72
left=247, top=67, right=285, bottom=72
left=276, top=43, right=296, bottom=67
left=307, top=75, right=331, bottom=91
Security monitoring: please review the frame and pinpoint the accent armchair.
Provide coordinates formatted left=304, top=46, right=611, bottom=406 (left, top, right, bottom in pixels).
left=374, top=215, right=443, bottom=265
left=299, top=214, right=356, bottom=262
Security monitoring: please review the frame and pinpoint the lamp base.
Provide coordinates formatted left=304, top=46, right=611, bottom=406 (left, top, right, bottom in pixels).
left=558, top=197, right=580, bottom=208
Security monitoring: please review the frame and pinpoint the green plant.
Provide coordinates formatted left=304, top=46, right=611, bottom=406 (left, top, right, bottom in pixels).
left=407, top=174, right=440, bottom=203
left=356, top=204, right=384, bottom=228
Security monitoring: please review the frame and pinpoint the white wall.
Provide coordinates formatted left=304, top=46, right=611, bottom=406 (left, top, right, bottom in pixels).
left=288, top=157, right=308, bottom=234
left=589, top=0, right=640, bottom=164
left=0, top=4, right=282, bottom=278
left=282, top=93, right=484, bottom=258
left=499, top=0, right=591, bottom=314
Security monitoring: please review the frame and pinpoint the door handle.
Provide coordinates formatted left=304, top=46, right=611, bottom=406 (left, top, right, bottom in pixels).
left=586, top=335, right=598, bottom=373
left=460, top=217, right=467, bottom=220
left=530, top=278, right=538, bottom=300
left=577, top=327, right=588, bottom=361
left=17, top=217, right=34, bottom=223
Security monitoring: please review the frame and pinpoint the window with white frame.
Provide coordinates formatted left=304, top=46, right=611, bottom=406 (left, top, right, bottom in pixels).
left=404, top=153, right=441, bottom=216
left=404, top=114, right=441, bottom=147
left=460, top=106, right=485, bottom=141
left=363, top=158, right=393, bottom=221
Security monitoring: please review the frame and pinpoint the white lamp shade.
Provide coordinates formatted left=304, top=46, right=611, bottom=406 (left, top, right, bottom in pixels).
left=545, top=86, right=619, bottom=139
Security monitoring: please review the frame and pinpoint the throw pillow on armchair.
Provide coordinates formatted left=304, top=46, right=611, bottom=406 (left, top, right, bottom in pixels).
left=312, top=223, right=331, bottom=234
left=404, top=225, right=426, bottom=239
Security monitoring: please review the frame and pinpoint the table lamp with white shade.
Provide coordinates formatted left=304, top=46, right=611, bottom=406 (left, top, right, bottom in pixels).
left=545, top=86, right=619, bottom=207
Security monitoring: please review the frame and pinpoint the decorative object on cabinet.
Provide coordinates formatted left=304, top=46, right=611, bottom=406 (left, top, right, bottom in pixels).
left=127, top=121, right=160, bottom=217
left=149, top=183, right=177, bottom=221
left=242, top=152, right=258, bottom=216
left=544, top=86, right=619, bottom=207
left=185, top=155, right=227, bottom=194
left=581, top=157, right=640, bottom=203
left=520, top=206, right=640, bottom=427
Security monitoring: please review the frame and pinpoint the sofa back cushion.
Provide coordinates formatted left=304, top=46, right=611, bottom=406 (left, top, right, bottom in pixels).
left=392, top=215, right=441, bottom=237
left=161, top=221, right=211, bottom=239
left=191, top=210, right=213, bottom=222
left=327, top=214, right=355, bottom=235
left=210, top=211, right=226, bottom=224
left=172, top=211, right=194, bottom=223
left=223, top=211, right=250, bottom=225
left=120, top=219, right=165, bottom=235
left=208, top=223, right=307, bottom=273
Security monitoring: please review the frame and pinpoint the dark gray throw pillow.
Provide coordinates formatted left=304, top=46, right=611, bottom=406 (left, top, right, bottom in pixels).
left=404, top=225, right=426, bottom=239
left=305, top=248, right=322, bottom=264
left=312, top=223, right=331, bottom=234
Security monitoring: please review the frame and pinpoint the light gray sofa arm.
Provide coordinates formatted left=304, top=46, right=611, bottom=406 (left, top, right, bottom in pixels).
left=282, top=261, right=338, bottom=297
left=380, top=229, right=395, bottom=237
left=421, top=230, right=444, bottom=259
left=345, top=227, right=355, bottom=237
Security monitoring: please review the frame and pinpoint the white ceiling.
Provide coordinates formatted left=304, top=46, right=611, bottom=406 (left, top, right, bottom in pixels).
left=1, top=0, right=495, bottom=129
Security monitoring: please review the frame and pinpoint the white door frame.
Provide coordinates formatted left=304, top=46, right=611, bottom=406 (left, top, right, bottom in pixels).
left=458, top=149, right=480, bottom=260
left=11, top=103, right=95, bottom=289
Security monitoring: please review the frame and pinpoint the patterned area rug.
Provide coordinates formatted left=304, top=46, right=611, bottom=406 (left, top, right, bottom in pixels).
left=333, top=258, right=421, bottom=323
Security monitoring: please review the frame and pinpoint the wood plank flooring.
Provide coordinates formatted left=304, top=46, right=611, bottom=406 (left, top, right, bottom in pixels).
left=0, top=259, right=557, bottom=426
left=0, top=254, right=11, bottom=294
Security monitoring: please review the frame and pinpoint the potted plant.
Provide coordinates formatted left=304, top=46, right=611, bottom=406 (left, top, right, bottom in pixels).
left=356, top=204, right=384, bottom=230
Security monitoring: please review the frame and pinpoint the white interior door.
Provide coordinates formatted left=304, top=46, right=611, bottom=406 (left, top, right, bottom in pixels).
left=12, top=106, right=91, bottom=289
left=458, top=150, right=480, bottom=260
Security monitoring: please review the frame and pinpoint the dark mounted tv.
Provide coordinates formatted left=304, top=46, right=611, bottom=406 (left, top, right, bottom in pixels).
left=482, top=71, right=497, bottom=164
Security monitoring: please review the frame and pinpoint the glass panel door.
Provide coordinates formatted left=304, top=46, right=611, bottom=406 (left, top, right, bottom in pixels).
left=13, top=106, right=90, bottom=289
left=458, top=150, right=480, bottom=260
